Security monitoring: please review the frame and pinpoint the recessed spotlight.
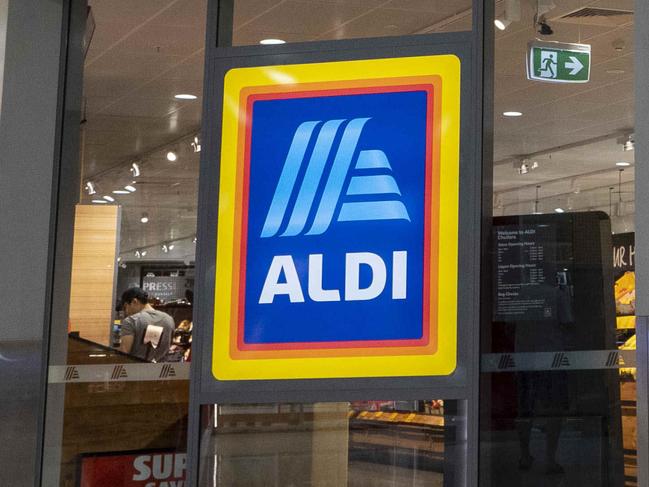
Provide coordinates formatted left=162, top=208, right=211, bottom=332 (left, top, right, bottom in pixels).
left=554, top=208, right=565, bottom=213
left=92, top=199, right=107, bottom=204
left=125, top=185, right=136, bottom=192
left=616, top=161, right=631, bottom=167
left=166, top=150, right=177, bottom=162
left=174, top=93, right=197, bottom=100
left=140, top=212, right=149, bottom=223
left=503, top=111, right=522, bottom=117
left=260, top=38, right=285, bottom=45
left=113, top=189, right=130, bottom=194
left=103, top=195, right=115, bottom=202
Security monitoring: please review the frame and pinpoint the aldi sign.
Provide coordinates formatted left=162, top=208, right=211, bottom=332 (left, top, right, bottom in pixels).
left=212, top=55, right=461, bottom=380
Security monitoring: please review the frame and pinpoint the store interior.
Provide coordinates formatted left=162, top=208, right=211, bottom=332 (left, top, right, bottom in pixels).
left=56, top=0, right=638, bottom=486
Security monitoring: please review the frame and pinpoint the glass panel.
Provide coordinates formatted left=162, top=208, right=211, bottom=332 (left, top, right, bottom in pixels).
left=0, top=0, right=7, bottom=116
left=482, top=0, right=636, bottom=486
left=199, top=400, right=467, bottom=486
left=229, top=0, right=472, bottom=46
left=43, top=1, right=206, bottom=485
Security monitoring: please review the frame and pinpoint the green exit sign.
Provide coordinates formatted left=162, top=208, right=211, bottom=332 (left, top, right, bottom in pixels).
left=527, top=41, right=591, bottom=83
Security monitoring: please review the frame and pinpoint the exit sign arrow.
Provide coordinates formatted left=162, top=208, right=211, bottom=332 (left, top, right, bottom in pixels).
left=527, top=40, right=591, bottom=83
left=565, top=56, right=584, bottom=76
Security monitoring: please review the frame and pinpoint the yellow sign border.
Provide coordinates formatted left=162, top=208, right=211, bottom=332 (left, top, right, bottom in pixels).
left=213, top=55, right=461, bottom=380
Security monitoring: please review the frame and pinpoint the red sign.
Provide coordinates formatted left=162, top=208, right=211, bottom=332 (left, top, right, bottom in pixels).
left=80, top=451, right=186, bottom=487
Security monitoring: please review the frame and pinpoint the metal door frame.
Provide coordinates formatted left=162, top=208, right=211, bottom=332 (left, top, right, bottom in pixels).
left=187, top=0, right=493, bottom=485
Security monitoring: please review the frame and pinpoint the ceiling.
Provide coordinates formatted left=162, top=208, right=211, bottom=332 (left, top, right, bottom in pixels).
left=81, top=0, right=637, bottom=264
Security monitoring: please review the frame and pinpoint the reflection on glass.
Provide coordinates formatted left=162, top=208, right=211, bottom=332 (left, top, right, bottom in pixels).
left=199, top=401, right=466, bottom=487
left=229, top=0, right=472, bottom=46
left=486, top=0, right=637, bottom=484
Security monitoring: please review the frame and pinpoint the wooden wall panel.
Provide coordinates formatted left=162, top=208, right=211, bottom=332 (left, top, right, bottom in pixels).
left=68, top=204, right=120, bottom=345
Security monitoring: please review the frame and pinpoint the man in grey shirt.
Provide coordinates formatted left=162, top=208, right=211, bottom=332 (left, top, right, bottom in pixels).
left=119, top=287, right=175, bottom=362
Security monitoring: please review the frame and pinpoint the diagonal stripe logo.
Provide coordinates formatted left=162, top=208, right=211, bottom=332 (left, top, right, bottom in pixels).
left=111, top=365, right=128, bottom=380
left=260, top=117, right=410, bottom=238
left=64, top=366, right=79, bottom=381
left=159, top=364, right=176, bottom=379
left=551, top=352, right=570, bottom=368
left=497, top=354, right=515, bottom=370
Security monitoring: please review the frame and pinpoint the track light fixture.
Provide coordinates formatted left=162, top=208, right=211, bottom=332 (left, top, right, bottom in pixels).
left=516, top=159, right=538, bottom=175
left=532, top=185, right=542, bottom=214
left=140, top=212, right=149, bottom=223
left=191, top=136, right=201, bottom=153
left=130, top=162, right=141, bottom=177
left=536, top=18, right=553, bottom=36
left=85, top=181, right=96, bottom=195
left=570, top=178, right=580, bottom=194
left=534, top=0, right=555, bottom=36
left=494, top=0, right=520, bottom=31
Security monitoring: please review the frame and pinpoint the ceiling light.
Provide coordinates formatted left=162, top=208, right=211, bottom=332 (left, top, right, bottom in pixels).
left=141, top=250, right=147, bottom=257
left=162, top=244, right=169, bottom=253
left=260, top=38, right=286, bottom=45
left=168, top=243, right=174, bottom=250
left=554, top=208, right=565, bottom=213
left=92, top=199, right=107, bottom=204
left=125, top=185, right=136, bottom=192
left=135, top=250, right=141, bottom=258
left=130, top=162, right=141, bottom=177
left=174, top=94, right=197, bottom=100
left=166, top=150, right=177, bottom=162
left=191, top=135, right=201, bottom=153
left=503, top=111, right=522, bottom=117
left=140, top=212, right=149, bottom=223
left=570, top=178, right=581, bottom=194
left=103, top=195, right=115, bottom=202
left=519, top=162, right=529, bottom=175
left=117, top=256, right=122, bottom=262
left=85, top=181, right=96, bottom=195
left=495, top=0, right=520, bottom=31
left=618, top=133, right=635, bottom=151
left=616, top=161, right=631, bottom=167
left=113, top=189, right=130, bottom=194
left=192, top=236, right=197, bottom=243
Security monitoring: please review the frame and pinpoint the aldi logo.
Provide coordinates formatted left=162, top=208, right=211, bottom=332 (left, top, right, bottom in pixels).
left=213, top=55, right=461, bottom=380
